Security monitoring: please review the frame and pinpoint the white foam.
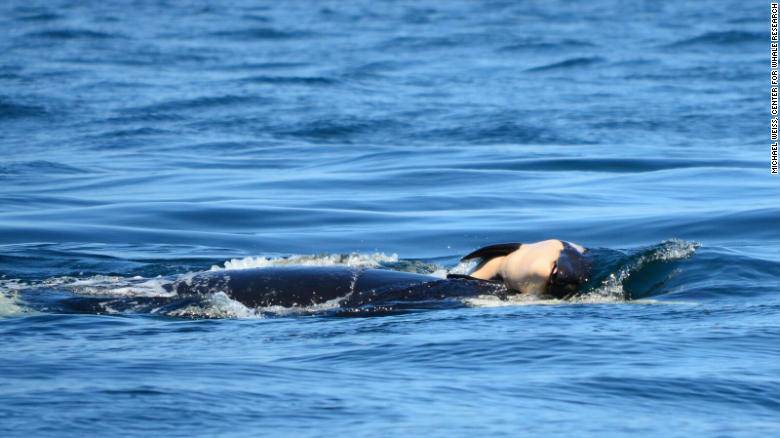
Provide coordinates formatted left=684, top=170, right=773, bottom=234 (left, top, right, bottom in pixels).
left=162, top=266, right=361, bottom=319
left=587, top=238, right=699, bottom=301
left=210, top=252, right=399, bottom=271
left=447, top=259, right=479, bottom=276
left=163, top=291, right=264, bottom=319
left=643, top=238, right=699, bottom=262
left=462, top=291, right=623, bottom=307
left=463, top=294, right=554, bottom=307
left=464, top=294, right=690, bottom=308
left=0, top=278, right=28, bottom=317
left=162, top=288, right=355, bottom=319
left=428, top=268, right=450, bottom=279
left=255, top=293, right=351, bottom=316
left=66, top=275, right=176, bottom=298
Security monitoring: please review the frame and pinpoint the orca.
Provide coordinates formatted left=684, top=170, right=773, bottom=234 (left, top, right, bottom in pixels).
left=170, top=240, right=592, bottom=308
left=37, top=240, right=592, bottom=315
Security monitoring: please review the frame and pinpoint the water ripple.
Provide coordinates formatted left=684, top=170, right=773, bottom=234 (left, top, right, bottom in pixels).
left=526, top=56, right=605, bottom=72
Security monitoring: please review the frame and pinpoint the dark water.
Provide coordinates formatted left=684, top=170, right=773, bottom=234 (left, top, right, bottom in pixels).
left=1, top=0, right=777, bottom=436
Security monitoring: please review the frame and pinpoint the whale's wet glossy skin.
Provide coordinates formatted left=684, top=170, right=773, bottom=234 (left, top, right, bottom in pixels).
left=28, top=266, right=508, bottom=315
left=179, top=266, right=506, bottom=309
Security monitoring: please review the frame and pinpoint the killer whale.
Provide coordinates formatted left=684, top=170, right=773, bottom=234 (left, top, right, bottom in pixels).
left=34, top=240, right=592, bottom=315
left=168, top=239, right=591, bottom=309
left=170, top=265, right=507, bottom=309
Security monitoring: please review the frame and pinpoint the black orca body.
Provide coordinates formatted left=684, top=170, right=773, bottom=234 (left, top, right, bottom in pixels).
left=29, top=266, right=507, bottom=316
left=25, top=240, right=594, bottom=316
left=172, top=266, right=507, bottom=310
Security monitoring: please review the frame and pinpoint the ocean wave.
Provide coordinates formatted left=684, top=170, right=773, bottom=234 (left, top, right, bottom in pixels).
left=0, top=98, right=46, bottom=119
left=239, top=75, right=337, bottom=85
left=499, top=39, right=597, bottom=52
left=667, top=31, right=763, bottom=48
left=0, top=160, right=86, bottom=176
left=91, top=127, right=172, bottom=139
left=274, top=118, right=398, bottom=142
left=589, top=239, right=699, bottom=301
left=448, top=158, right=757, bottom=173
left=126, top=95, right=270, bottom=114
left=419, top=119, right=580, bottom=145
left=16, top=12, right=63, bottom=22
left=526, top=57, right=604, bottom=72
left=24, top=29, right=121, bottom=40
left=208, top=28, right=312, bottom=40
left=377, top=34, right=495, bottom=51
left=218, top=61, right=311, bottom=71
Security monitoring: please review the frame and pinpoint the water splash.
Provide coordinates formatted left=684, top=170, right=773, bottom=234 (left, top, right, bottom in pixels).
left=0, top=277, right=28, bottom=316
left=162, top=292, right=263, bottom=319
left=212, top=252, right=399, bottom=271
left=587, top=239, right=699, bottom=301
left=67, top=276, right=175, bottom=298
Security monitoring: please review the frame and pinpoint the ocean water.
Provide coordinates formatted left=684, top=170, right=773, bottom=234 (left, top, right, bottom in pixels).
left=1, top=0, right=777, bottom=436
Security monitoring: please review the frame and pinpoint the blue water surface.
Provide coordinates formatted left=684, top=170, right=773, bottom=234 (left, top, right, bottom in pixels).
left=1, top=0, right=778, bottom=436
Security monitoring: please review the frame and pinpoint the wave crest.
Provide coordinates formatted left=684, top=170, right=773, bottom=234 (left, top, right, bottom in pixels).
left=587, top=239, right=699, bottom=301
left=212, top=252, right=399, bottom=271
